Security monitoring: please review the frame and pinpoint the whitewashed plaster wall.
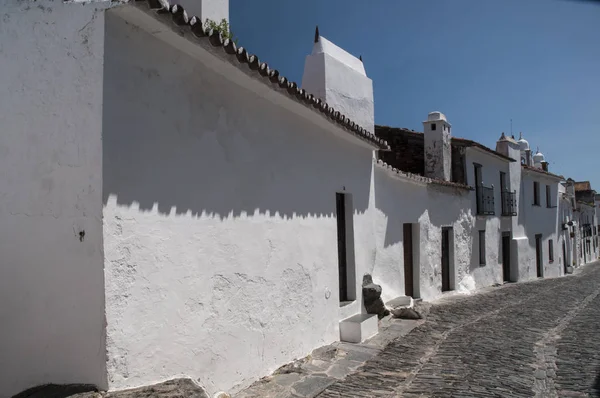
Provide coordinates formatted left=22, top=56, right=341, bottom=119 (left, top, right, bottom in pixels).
left=575, top=204, right=597, bottom=265
left=372, top=169, right=475, bottom=302
left=463, top=148, right=512, bottom=288
left=557, top=185, right=574, bottom=270
left=520, top=172, right=561, bottom=278
left=0, top=1, right=109, bottom=397
left=102, top=14, right=377, bottom=396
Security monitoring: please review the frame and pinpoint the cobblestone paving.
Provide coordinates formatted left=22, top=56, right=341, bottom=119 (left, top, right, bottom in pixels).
left=319, top=263, right=600, bottom=398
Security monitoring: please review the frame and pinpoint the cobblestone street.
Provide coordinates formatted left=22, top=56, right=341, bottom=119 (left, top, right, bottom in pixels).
left=318, top=262, right=600, bottom=398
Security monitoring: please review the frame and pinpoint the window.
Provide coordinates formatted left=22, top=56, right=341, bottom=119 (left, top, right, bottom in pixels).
left=533, top=181, right=540, bottom=205
left=500, top=172, right=507, bottom=193
left=431, top=123, right=436, bottom=131
left=549, top=239, right=554, bottom=263
left=546, top=185, right=551, bottom=208
left=479, top=230, right=486, bottom=265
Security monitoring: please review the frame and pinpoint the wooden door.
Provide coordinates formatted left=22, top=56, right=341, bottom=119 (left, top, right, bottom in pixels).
left=336, top=193, right=348, bottom=301
left=535, top=234, right=543, bottom=277
left=441, top=228, right=451, bottom=292
left=502, top=234, right=511, bottom=282
left=403, top=224, right=414, bottom=297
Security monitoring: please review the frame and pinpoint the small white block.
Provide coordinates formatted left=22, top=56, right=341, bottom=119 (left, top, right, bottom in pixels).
left=339, top=313, right=378, bottom=343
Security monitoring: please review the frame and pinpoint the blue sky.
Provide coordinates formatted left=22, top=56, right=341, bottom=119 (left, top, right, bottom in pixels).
left=230, top=0, right=600, bottom=187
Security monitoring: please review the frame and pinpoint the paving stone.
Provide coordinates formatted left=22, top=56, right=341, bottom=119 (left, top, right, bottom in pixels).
left=291, top=376, right=336, bottom=398
left=318, top=262, right=600, bottom=398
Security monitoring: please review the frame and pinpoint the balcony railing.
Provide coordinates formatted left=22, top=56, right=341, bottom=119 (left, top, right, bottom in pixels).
left=476, top=185, right=495, bottom=216
left=501, top=190, right=517, bottom=216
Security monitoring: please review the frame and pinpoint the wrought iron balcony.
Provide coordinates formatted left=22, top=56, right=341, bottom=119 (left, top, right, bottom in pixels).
left=501, top=190, right=517, bottom=216
left=476, top=185, right=495, bottom=216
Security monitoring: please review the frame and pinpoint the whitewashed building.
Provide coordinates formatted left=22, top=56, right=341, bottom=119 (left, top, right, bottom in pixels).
left=574, top=182, right=599, bottom=265
left=1, top=0, right=598, bottom=397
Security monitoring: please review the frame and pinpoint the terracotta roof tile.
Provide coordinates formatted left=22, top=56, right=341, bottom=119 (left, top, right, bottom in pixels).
left=574, top=181, right=592, bottom=191
left=131, top=1, right=389, bottom=150
left=375, top=159, right=472, bottom=191
left=522, top=165, right=564, bottom=180
left=451, top=137, right=516, bottom=162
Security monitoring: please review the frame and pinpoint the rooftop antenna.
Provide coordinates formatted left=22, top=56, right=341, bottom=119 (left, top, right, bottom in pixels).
left=510, top=118, right=513, bottom=136
left=314, top=26, right=319, bottom=43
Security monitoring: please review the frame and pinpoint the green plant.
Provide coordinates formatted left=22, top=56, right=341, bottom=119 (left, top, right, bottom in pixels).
left=204, top=18, right=237, bottom=44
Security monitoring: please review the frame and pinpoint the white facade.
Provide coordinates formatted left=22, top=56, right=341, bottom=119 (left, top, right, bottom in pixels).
left=0, top=1, right=110, bottom=397
left=1, top=1, right=599, bottom=397
left=102, top=9, right=380, bottom=395
left=520, top=169, right=562, bottom=279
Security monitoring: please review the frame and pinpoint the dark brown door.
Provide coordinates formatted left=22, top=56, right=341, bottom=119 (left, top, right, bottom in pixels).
left=535, top=234, right=543, bottom=277
left=403, top=224, right=414, bottom=297
left=502, top=234, right=511, bottom=282
left=441, top=228, right=451, bottom=292
left=336, top=193, right=348, bottom=301
left=562, top=242, right=567, bottom=274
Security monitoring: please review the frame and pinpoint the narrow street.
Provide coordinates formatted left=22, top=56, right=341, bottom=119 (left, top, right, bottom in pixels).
left=319, top=262, right=600, bottom=398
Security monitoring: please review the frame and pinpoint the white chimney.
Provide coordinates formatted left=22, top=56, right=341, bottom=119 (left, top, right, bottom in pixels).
left=423, top=111, right=451, bottom=181
left=177, top=0, right=229, bottom=25
left=301, top=27, right=374, bottom=133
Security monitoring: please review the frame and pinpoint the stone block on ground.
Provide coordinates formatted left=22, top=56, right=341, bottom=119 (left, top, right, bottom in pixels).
left=105, top=379, right=209, bottom=398
left=362, top=274, right=390, bottom=319
left=290, top=375, right=336, bottom=398
left=12, top=384, right=100, bottom=398
left=391, top=307, right=422, bottom=320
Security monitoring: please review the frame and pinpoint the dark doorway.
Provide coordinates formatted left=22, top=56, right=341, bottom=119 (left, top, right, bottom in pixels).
left=535, top=234, right=543, bottom=277
left=502, top=233, right=511, bottom=282
left=403, top=223, right=414, bottom=297
left=562, top=241, right=567, bottom=274
left=336, top=193, right=348, bottom=301
left=441, top=228, right=451, bottom=292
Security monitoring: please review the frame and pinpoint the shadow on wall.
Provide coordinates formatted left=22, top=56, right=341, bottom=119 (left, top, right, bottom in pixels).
left=101, top=13, right=372, bottom=220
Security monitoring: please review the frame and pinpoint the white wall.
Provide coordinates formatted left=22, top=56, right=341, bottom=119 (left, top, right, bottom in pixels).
left=372, top=169, right=475, bottom=302
left=0, top=1, right=109, bottom=396
left=102, top=13, right=376, bottom=396
left=464, top=148, right=511, bottom=287
left=520, top=172, right=561, bottom=278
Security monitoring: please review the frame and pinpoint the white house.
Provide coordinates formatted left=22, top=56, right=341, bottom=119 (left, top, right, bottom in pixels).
left=1, top=0, right=598, bottom=397
left=574, top=182, right=598, bottom=265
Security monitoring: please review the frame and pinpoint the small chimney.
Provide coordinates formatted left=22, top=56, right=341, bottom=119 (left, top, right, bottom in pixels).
left=496, top=132, right=520, bottom=161
left=525, top=149, right=532, bottom=166
left=301, top=28, right=374, bottom=132
left=423, top=111, right=451, bottom=181
left=541, top=161, right=549, bottom=172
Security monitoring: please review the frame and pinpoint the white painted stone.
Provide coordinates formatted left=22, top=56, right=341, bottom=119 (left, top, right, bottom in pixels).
left=339, top=314, right=378, bottom=343
left=0, top=1, right=110, bottom=396
left=386, top=296, right=413, bottom=308
left=301, top=35, right=374, bottom=133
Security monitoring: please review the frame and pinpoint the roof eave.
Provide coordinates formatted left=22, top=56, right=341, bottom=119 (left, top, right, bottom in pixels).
left=112, top=3, right=388, bottom=151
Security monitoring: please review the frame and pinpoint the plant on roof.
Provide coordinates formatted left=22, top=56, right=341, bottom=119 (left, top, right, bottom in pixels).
left=204, top=18, right=238, bottom=45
